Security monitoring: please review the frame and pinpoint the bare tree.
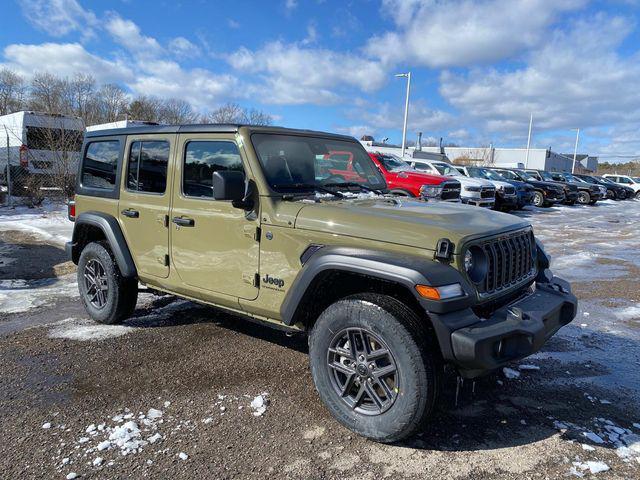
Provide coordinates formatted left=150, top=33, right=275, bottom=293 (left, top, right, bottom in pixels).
left=28, top=72, right=67, bottom=114
left=157, top=98, right=198, bottom=124
left=127, top=95, right=161, bottom=122
left=245, top=107, right=273, bottom=126
left=206, top=102, right=272, bottom=125
left=96, top=83, right=128, bottom=123
left=0, top=69, right=26, bottom=115
left=67, top=73, right=97, bottom=123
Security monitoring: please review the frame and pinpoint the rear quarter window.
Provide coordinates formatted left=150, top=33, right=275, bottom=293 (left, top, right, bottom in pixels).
left=81, top=140, right=120, bottom=190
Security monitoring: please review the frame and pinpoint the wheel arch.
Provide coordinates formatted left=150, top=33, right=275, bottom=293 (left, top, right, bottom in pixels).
left=280, top=246, right=474, bottom=331
left=70, top=211, right=137, bottom=278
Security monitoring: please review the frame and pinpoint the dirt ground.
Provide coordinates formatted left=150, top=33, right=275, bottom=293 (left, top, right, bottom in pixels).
left=0, top=202, right=639, bottom=479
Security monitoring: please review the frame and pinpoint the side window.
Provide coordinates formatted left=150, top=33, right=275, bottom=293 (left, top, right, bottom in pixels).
left=127, top=140, right=169, bottom=194
left=81, top=141, right=120, bottom=190
left=183, top=141, right=244, bottom=198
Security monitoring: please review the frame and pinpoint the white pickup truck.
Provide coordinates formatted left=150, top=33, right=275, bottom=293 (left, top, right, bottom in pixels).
left=602, top=174, right=640, bottom=198
left=407, top=159, right=496, bottom=208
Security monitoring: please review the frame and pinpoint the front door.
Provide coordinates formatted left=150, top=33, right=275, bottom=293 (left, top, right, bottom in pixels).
left=119, top=134, right=174, bottom=279
left=170, top=134, right=259, bottom=300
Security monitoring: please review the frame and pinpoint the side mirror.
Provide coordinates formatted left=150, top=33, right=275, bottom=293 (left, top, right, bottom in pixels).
left=212, top=170, right=245, bottom=201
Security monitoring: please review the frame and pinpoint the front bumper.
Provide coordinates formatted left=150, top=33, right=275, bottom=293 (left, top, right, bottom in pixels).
left=428, top=275, right=577, bottom=378
left=516, top=190, right=534, bottom=206
left=496, top=192, right=518, bottom=208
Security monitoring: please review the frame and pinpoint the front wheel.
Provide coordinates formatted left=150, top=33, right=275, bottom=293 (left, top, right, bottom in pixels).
left=577, top=191, right=591, bottom=205
left=532, top=191, right=545, bottom=207
left=309, top=294, right=440, bottom=443
left=77, top=241, right=138, bottom=324
left=636, top=191, right=640, bottom=199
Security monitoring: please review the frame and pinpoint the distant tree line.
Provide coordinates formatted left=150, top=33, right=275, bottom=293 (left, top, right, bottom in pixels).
left=0, top=68, right=273, bottom=126
left=597, top=160, right=640, bottom=176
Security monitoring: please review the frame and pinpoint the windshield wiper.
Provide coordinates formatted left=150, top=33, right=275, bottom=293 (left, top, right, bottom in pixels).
left=272, top=183, right=344, bottom=199
left=323, top=181, right=383, bottom=195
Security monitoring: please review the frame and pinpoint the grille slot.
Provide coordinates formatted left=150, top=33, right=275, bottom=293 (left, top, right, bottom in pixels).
left=481, top=187, right=495, bottom=199
left=441, top=181, right=461, bottom=200
left=504, top=186, right=516, bottom=195
left=477, top=229, right=535, bottom=296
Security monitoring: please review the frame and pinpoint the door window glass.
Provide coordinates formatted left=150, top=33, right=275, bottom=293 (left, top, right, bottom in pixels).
left=127, top=141, right=169, bottom=193
left=81, top=141, right=119, bottom=190
left=183, top=141, right=244, bottom=198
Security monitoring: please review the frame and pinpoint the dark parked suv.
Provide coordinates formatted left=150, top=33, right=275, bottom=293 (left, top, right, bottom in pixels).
left=575, top=174, right=627, bottom=200
left=490, top=168, right=565, bottom=208
left=550, top=172, right=604, bottom=205
left=525, top=170, right=578, bottom=205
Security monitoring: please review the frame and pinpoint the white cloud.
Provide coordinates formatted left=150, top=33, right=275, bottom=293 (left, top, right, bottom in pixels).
left=105, top=14, right=163, bottom=57
left=302, top=22, right=318, bottom=45
left=1, top=42, right=132, bottom=84
left=439, top=13, right=640, bottom=142
left=285, top=0, right=298, bottom=12
left=227, top=19, right=240, bottom=29
left=168, top=37, right=201, bottom=58
left=227, top=41, right=387, bottom=104
left=367, top=0, right=586, bottom=67
left=19, top=0, right=97, bottom=38
left=335, top=125, right=377, bottom=139
left=354, top=100, right=456, bottom=133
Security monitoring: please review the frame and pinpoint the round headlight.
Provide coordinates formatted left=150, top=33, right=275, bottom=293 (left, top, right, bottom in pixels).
left=464, top=250, right=473, bottom=272
left=464, top=246, right=488, bottom=283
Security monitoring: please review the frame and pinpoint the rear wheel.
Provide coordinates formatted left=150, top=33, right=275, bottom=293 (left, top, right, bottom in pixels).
left=309, top=294, right=440, bottom=443
left=77, top=241, right=138, bottom=324
left=577, top=191, right=591, bottom=205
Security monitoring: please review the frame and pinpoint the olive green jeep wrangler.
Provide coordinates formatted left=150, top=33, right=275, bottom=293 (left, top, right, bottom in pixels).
left=67, top=124, right=577, bottom=442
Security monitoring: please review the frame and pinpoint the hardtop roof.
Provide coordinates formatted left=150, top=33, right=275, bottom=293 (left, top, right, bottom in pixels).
left=84, top=123, right=357, bottom=142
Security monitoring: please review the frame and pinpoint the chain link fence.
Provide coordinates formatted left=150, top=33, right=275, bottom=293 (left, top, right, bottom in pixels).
left=1, top=115, right=83, bottom=207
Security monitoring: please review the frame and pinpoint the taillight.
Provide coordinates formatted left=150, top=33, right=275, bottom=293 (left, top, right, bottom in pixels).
left=19, top=144, right=29, bottom=168
left=68, top=198, right=76, bottom=222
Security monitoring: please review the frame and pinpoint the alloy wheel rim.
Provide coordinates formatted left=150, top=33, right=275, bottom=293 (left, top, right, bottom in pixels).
left=533, top=192, right=543, bottom=206
left=578, top=192, right=588, bottom=204
left=84, top=259, right=108, bottom=309
left=326, top=327, right=399, bottom=416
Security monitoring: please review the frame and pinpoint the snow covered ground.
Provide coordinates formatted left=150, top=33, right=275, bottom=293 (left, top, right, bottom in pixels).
left=0, top=202, right=72, bottom=248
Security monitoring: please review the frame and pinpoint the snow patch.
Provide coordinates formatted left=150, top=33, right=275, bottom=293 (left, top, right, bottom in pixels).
left=250, top=393, right=269, bottom=416
left=502, top=367, right=520, bottom=379
left=48, top=318, right=133, bottom=341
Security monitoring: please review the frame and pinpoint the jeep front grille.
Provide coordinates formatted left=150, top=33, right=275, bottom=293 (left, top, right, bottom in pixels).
left=503, top=186, right=516, bottom=195
left=475, top=229, right=536, bottom=296
left=441, top=180, right=461, bottom=200
left=480, top=187, right=495, bottom=199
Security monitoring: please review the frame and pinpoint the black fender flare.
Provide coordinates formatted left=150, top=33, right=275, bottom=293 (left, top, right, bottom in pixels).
left=69, top=211, right=137, bottom=278
left=280, top=246, right=475, bottom=326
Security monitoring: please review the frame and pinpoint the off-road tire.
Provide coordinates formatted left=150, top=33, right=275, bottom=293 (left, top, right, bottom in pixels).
left=577, top=191, right=591, bottom=205
left=309, top=293, right=440, bottom=443
left=77, top=241, right=138, bottom=324
left=532, top=191, right=545, bottom=207
left=635, top=191, right=640, bottom=199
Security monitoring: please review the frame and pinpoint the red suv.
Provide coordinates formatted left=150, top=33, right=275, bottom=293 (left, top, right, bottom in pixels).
left=320, top=151, right=460, bottom=201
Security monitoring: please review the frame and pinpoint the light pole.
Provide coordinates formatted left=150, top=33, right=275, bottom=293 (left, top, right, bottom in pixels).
left=571, top=128, right=580, bottom=173
left=395, top=72, right=411, bottom=157
left=524, top=113, right=533, bottom=168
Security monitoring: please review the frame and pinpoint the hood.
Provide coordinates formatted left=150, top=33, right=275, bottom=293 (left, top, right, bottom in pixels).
left=527, top=179, right=563, bottom=191
left=485, top=179, right=514, bottom=190
left=451, top=175, right=494, bottom=188
left=394, top=170, right=454, bottom=185
left=293, top=197, right=529, bottom=253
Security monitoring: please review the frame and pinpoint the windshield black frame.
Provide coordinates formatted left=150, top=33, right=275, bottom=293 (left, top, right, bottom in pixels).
left=251, top=133, right=387, bottom=194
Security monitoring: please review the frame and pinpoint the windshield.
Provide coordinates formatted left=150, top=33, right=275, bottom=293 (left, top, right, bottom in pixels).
left=580, top=175, right=597, bottom=183
left=432, top=163, right=462, bottom=176
left=538, top=171, right=555, bottom=181
left=563, top=173, right=584, bottom=182
left=251, top=134, right=386, bottom=193
left=491, top=169, right=517, bottom=180
left=633, top=177, right=640, bottom=183
left=513, top=170, right=535, bottom=181
left=467, top=167, right=502, bottom=181
left=377, top=154, right=413, bottom=172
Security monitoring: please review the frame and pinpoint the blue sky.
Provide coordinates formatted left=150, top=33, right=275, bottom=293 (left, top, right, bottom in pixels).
left=1, top=0, right=639, bottom=161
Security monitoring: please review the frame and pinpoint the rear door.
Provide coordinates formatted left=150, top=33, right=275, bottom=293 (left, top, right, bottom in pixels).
left=169, top=134, right=259, bottom=300
left=118, top=134, right=173, bottom=279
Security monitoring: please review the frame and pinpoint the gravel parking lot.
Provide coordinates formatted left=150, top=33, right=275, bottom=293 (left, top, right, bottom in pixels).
left=1, top=201, right=639, bottom=479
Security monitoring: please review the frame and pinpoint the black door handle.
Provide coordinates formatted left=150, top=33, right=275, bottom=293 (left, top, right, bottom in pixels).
left=121, top=209, right=139, bottom=218
left=172, top=216, right=195, bottom=227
